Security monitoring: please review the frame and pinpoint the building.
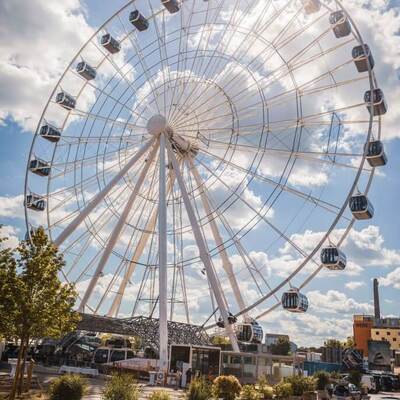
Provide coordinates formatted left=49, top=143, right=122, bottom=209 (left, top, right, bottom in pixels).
left=371, top=318, right=400, bottom=351
left=265, top=333, right=289, bottom=347
left=322, top=345, right=342, bottom=364
left=353, top=315, right=374, bottom=356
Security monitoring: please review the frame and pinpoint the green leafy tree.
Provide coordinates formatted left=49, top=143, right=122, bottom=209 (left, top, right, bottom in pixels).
left=0, top=227, right=80, bottom=400
left=269, top=337, right=291, bottom=355
left=211, top=336, right=231, bottom=345
left=213, top=375, right=242, bottom=400
left=324, top=339, right=343, bottom=348
left=348, top=370, right=362, bottom=388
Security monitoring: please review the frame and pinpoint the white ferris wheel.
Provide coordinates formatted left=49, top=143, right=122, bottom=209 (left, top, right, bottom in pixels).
left=24, top=0, right=387, bottom=366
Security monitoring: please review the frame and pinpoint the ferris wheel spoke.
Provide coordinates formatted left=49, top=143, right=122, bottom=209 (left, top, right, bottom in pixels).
left=54, top=138, right=155, bottom=246
left=199, top=147, right=352, bottom=220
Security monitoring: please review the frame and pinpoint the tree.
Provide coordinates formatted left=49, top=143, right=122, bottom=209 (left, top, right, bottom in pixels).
left=0, top=227, right=80, bottom=399
left=211, top=336, right=231, bottom=346
left=324, top=339, right=343, bottom=348
left=269, top=337, right=291, bottom=355
left=343, top=337, right=355, bottom=349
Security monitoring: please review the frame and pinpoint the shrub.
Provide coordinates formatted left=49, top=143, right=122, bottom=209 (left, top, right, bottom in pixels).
left=314, top=371, right=329, bottom=391
left=149, top=390, right=171, bottom=400
left=257, top=376, right=273, bottom=399
left=213, top=375, right=242, bottom=400
left=240, top=385, right=260, bottom=400
left=48, top=374, right=86, bottom=400
left=283, top=375, right=315, bottom=396
left=102, top=373, right=140, bottom=400
left=186, top=377, right=212, bottom=400
left=273, top=382, right=293, bottom=399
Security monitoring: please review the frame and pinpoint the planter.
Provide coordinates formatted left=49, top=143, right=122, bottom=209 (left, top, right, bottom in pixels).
left=303, top=391, right=317, bottom=400
left=317, top=390, right=329, bottom=400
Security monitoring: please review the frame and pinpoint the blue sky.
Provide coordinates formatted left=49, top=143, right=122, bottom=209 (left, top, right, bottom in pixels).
left=0, top=0, right=399, bottom=346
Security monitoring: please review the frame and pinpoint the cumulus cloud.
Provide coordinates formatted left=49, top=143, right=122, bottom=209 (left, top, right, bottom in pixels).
left=345, top=281, right=366, bottom=290
left=379, top=268, right=400, bottom=290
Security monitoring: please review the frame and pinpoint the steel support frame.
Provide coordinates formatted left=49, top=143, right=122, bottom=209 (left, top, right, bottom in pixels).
left=166, top=139, right=240, bottom=352
left=79, top=141, right=159, bottom=311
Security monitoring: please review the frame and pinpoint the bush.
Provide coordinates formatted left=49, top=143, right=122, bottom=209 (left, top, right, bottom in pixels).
left=102, top=373, right=140, bottom=400
left=314, top=371, right=330, bottom=391
left=283, top=376, right=315, bottom=396
left=213, top=375, right=242, bottom=400
left=273, top=382, right=293, bottom=399
left=149, top=390, right=171, bottom=400
left=48, top=374, right=86, bottom=400
left=186, top=377, right=212, bottom=400
left=240, top=385, right=260, bottom=400
left=257, top=376, right=273, bottom=399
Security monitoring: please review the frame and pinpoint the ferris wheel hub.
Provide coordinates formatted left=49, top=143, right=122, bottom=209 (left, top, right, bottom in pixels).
left=147, top=114, right=171, bottom=136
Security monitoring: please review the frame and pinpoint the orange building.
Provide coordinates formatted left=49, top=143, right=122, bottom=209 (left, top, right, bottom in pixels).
left=353, top=315, right=375, bottom=356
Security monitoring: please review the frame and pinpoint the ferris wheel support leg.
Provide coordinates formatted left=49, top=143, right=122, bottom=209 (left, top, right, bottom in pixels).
left=166, top=141, right=240, bottom=352
left=78, top=141, right=159, bottom=312
left=107, top=171, right=177, bottom=318
left=188, top=158, right=249, bottom=322
left=54, top=138, right=156, bottom=247
left=158, top=133, right=169, bottom=373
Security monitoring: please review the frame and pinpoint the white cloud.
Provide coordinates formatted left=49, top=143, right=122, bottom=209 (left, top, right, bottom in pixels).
left=379, top=268, right=400, bottom=290
left=345, top=281, right=365, bottom=290
left=0, top=225, right=20, bottom=248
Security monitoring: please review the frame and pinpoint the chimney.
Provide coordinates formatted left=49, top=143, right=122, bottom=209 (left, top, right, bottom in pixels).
left=373, top=278, right=381, bottom=320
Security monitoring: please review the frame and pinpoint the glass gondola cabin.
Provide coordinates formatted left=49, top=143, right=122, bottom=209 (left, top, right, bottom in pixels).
left=301, top=0, right=321, bottom=14
left=320, top=246, right=346, bottom=270
left=349, top=194, right=374, bottom=220
left=282, top=288, right=308, bottom=313
left=29, top=158, right=51, bottom=177
left=236, top=321, right=264, bottom=344
left=25, top=194, right=46, bottom=211
left=162, top=0, right=180, bottom=14
left=364, top=89, right=387, bottom=116
left=76, top=61, right=96, bottom=81
left=352, top=44, right=375, bottom=73
left=329, top=10, right=351, bottom=38
left=129, top=10, right=149, bottom=31
left=365, top=140, right=387, bottom=167
left=40, top=124, right=61, bottom=142
left=56, top=91, right=76, bottom=110
left=101, top=34, right=121, bottom=54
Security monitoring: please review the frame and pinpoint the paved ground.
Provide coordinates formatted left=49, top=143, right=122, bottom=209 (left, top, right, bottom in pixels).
left=370, top=393, right=400, bottom=400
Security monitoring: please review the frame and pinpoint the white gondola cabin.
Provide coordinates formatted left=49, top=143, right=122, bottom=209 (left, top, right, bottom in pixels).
left=56, top=91, right=76, bottom=110
left=236, top=320, right=263, bottom=344
left=329, top=11, right=351, bottom=38
left=101, top=34, right=121, bottom=54
left=29, top=158, right=51, bottom=177
left=349, top=194, right=374, bottom=220
left=162, top=0, right=180, bottom=14
left=25, top=194, right=46, bottom=212
left=216, top=313, right=237, bottom=328
left=352, top=44, right=374, bottom=73
left=364, top=89, right=388, bottom=116
left=301, top=0, right=321, bottom=15
left=76, top=61, right=96, bottom=80
left=40, top=124, right=61, bottom=142
left=282, top=287, right=308, bottom=313
left=365, top=140, right=387, bottom=167
left=320, top=246, right=347, bottom=270
left=129, top=10, right=149, bottom=31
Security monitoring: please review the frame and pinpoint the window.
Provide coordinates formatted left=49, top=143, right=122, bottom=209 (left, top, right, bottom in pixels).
left=376, top=331, right=380, bottom=335
left=387, top=331, right=391, bottom=336
left=393, top=338, right=397, bottom=342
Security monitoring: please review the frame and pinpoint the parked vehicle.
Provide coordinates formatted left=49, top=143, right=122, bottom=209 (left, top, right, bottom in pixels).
left=380, top=375, right=393, bottom=392
left=332, top=384, right=361, bottom=400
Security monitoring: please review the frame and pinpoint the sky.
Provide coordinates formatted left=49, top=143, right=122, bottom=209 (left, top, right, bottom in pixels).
left=0, top=0, right=399, bottom=347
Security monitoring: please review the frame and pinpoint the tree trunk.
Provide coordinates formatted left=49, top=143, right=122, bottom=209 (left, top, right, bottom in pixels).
left=25, top=359, right=35, bottom=393
left=17, top=337, right=29, bottom=395
left=9, top=336, right=25, bottom=400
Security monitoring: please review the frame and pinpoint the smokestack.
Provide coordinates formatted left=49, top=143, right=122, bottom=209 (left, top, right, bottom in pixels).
left=373, top=278, right=381, bottom=320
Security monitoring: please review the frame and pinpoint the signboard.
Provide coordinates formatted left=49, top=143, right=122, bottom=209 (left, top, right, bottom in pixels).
left=368, top=340, right=391, bottom=371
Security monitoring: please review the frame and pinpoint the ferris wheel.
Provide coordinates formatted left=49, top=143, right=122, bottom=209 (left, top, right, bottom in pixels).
left=25, top=0, right=387, bottom=360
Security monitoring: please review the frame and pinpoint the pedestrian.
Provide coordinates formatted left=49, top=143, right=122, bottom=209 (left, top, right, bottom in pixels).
left=185, top=368, right=192, bottom=386
left=176, top=368, right=182, bottom=388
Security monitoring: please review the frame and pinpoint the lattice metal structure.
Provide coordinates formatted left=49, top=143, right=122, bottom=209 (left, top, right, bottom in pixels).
left=78, top=313, right=211, bottom=354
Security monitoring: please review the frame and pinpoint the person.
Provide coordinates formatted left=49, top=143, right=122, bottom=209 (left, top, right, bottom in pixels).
left=185, top=368, right=192, bottom=386
left=176, top=368, right=182, bottom=388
